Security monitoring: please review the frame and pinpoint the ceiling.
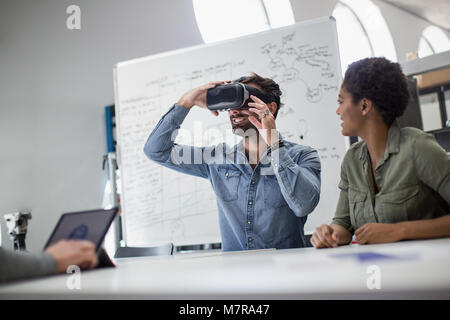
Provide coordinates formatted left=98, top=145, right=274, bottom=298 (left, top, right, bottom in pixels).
left=380, top=0, right=450, bottom=31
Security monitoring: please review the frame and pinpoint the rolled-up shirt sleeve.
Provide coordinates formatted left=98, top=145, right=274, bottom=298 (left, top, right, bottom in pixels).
left=270, top=144, right=321, bottom=218
left=332, top=160, right=354, bottom=233
left=413, top=133, right=450, bottom=204
left=143, top=104, right=211, bottom=179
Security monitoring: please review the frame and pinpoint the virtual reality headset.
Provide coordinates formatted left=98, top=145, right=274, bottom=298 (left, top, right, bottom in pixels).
left=206, top=82, right=272, bottom=112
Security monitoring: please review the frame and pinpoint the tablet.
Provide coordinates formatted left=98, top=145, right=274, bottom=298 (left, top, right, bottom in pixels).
left=44, top=208, right=118, bottom=252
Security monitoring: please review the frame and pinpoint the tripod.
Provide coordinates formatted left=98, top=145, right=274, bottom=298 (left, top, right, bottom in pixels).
left=4, top=211, right=32, bottom=251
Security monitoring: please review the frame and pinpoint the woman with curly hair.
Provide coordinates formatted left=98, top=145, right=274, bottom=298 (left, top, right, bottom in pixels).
left=311, top=57, right=450, bottom=248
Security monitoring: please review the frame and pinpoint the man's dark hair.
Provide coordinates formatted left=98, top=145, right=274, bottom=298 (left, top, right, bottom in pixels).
left=342, top=57, right=410, bottom=126
left=236, top=72, right=283, bottom=118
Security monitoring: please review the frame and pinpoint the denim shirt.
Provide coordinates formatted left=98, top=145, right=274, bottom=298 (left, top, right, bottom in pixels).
left=144, top=104, right=321, bottom=251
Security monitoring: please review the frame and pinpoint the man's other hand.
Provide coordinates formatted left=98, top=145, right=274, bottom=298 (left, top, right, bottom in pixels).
left=177, top=81, right=229, bottom=116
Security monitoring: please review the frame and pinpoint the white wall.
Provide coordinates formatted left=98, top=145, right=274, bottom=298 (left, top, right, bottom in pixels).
left=290, top=0, right=338, bottom=22
left=0, top=0, right=203, bottom=251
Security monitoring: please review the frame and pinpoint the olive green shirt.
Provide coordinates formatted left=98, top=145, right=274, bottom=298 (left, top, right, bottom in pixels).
left=332, top=122, right=450, bottom=233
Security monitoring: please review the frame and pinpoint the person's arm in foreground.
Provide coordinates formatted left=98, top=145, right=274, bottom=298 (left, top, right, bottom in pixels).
left=0, top=240, right=98, bottom=284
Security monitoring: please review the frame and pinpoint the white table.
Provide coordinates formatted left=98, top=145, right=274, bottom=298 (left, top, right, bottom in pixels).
left=1, top=238, right=449, bottom=299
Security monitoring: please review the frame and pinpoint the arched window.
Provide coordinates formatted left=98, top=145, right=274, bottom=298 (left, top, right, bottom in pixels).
left=332, top=0, right=397, bottom=74
left=418, top=25, right=450, bottom=58
left=192, top=0, right=295, bottom=43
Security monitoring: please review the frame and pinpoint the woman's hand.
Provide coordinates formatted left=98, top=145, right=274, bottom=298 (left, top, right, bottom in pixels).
left=311, top=223, right=353, bottom=249
left=355, top=223, right=404, bottom=245
left=311, top=224, right=340, bottom=248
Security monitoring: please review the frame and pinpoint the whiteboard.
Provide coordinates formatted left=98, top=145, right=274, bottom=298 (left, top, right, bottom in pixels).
left=114, top=16, right=346, bottom=247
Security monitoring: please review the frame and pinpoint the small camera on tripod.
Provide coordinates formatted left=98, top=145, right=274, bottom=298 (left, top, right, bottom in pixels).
left=4, top=211, right=32, bottom=251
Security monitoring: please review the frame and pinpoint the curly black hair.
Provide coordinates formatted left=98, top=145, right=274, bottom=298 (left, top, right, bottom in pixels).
left=342, top=57, right=410, bottom=126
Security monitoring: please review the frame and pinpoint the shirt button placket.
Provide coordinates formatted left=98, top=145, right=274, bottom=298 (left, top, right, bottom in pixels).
left=247, top=173, right=257, bottom=249
left=247, top=198, right=253, bottom=234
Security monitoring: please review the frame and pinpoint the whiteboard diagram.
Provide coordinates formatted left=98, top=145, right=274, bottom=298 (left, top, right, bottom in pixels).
left=261, top=31, right=339, bottom=103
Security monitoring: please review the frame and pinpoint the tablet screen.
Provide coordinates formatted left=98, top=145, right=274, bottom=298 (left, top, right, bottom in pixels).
left=44, top=208, right=118, bottom=251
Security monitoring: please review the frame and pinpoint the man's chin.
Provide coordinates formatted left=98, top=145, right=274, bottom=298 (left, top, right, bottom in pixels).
left=232, top=124, right=259, bottom=137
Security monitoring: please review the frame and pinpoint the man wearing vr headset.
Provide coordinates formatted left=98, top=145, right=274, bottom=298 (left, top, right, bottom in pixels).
left=144, top=73, right=321, bottom=251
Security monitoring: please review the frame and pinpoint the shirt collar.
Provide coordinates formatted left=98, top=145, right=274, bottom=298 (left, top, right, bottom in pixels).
left=386, top=120, right=401, bottom=155
left=358, top=120, right=401, bottom=161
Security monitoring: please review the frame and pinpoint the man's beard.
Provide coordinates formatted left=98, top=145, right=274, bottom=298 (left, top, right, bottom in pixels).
left=230, top=114, right=259, bottom=137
